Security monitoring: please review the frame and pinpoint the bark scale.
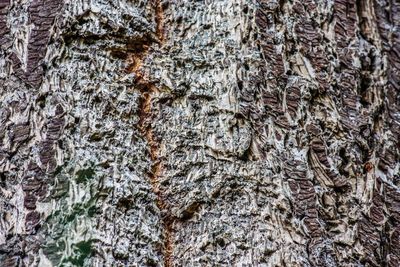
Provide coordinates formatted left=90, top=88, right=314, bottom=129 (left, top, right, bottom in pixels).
left=0, top=0, right=399, bottom=266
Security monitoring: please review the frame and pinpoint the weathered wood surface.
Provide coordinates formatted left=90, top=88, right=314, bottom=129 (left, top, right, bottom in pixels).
left=0, top=0, right=399, bottom=266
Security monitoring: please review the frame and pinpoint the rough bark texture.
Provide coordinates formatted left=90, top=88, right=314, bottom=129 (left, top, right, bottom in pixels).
left=0, top=0, right=399, bottom=266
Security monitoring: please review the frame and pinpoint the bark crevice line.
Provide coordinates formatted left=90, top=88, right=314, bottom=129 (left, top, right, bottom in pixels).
left=131, top=1, right=173, bottom=266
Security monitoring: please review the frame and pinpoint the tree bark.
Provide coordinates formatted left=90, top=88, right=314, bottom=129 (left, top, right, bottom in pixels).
left=0, top=0, right=399, bottom=266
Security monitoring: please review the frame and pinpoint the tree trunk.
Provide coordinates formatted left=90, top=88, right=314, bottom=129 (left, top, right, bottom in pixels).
left=0, top=0, right=399, bottom=266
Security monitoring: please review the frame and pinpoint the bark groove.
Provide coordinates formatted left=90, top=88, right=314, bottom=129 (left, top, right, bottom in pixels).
left=132, top=1, right=173, bottom=266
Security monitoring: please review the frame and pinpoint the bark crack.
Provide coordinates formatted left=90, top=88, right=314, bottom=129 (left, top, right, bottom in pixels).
left=130, top=1, right=173, bottom=266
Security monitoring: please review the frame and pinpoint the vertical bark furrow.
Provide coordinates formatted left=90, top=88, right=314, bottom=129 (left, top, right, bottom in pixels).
left=133, top=1, right=173, bottom=266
